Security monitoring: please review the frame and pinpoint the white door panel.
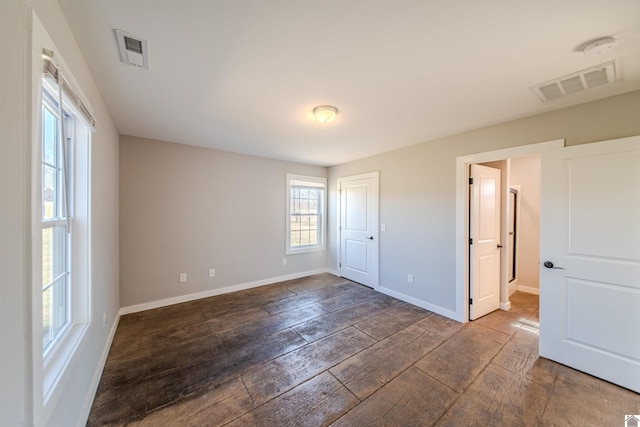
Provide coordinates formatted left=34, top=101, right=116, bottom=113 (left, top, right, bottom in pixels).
left=344, top=239, right=368, bottom=273
left=345, top=185, right=368, bottom=231
left=339, top=172, right=379, bottom=288
left=470, top=164, right=501, bottom=320
left=567, top=152, right=640, bottom=260
left=566, top=279, right=640, bottom=360
left=540, top=136, right=640, bottom=393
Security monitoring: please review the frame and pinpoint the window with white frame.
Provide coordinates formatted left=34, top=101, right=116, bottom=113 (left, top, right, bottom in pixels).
left=41, top=83, right=71, bottom=352
left=286, top=174, right=326, bottom=254
left=38, top=50, right=93, bottom=403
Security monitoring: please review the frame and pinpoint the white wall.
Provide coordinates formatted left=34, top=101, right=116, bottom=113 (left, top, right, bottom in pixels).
left=328, top=90, right=640, bottom=315
left=510, top=155, right=541, bottom=293
left=0, top=1, right=120, bottom=426
left=119, top=136, right=329, bottom=308
left=0, top=2, right=30, bottom=425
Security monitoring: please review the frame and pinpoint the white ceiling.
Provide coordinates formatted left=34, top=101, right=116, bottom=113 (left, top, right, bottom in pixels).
left=58, top=0, right=640, bottom=166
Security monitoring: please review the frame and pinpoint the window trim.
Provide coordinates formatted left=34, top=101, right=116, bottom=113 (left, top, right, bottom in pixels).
left=38, top=77, right=93, bottom=404
left=286, top=174, right=327, bottom=255
left=31, top=17, right=94, bottom=425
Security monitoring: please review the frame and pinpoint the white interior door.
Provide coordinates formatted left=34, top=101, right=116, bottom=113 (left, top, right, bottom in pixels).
left=540, top=136, right=640, bottom=392
left=339, top=172, right=379, bottom=288
left=469, top=164, right=501, bottom=320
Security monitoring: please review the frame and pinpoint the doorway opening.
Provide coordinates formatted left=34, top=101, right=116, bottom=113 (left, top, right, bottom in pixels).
left=468, top=156, right=540, bottom=320
left=454, top=139, right=564, bottom=323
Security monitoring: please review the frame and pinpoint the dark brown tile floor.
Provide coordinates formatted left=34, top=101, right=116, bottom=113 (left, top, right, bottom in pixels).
left=88, top=273, right=639, bottom=426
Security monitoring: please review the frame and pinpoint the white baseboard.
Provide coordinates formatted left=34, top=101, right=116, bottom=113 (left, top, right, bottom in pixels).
left=517, top=285, right=540, bottom=295
left=500, top=301, right=512, bottom=311
left=120, top=268, right=337, bottom=315
left=377, top=286, right=459, bottom=321
left=77, top=312, right=121, bottom=427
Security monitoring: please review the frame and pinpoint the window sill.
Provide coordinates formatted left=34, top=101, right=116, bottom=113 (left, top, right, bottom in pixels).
left=43, top=322, right=88, bottom=403
left=286, top=245, right=326, bottom=255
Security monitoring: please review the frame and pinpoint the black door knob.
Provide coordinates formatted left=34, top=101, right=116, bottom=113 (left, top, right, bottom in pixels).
left=367, top=236, right=374, bottom=240
left=543, top=261, right=564, bottom=269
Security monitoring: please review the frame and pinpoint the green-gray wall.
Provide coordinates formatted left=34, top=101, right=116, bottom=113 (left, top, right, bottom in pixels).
left=119, top=136, right=328, bottom=307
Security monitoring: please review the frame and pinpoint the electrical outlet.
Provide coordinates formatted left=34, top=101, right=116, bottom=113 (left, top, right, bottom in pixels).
left=381, top=224, right=386, bottom=232
left=282, top=258, right=287, bottom=266
left=407, top=274, right=414, bottom=284
left=102, top=311, right=107, bottom=327
left=209, top=268, right=216, bottom=278
left=180, top=273, right=187, bottom=283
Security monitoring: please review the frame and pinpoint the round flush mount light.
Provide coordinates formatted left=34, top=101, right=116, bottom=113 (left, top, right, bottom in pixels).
left=582, top=36, right=618, bottom=57
left=313, top=105, right=338, bottom=124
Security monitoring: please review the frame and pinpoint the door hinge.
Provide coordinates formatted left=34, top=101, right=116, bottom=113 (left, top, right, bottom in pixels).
left=469, top=238, right=473, bottom=245
left=469, top=298, right=473, bottom=305
left=339, top=262, right=342, bottom=267
left=469, top=177, right=473, bottom=185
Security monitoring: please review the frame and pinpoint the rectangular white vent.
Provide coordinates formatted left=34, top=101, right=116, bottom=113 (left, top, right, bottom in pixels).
left=530, top=61, right=616, bottom=102
left=114, top=29, right=149, bottom=70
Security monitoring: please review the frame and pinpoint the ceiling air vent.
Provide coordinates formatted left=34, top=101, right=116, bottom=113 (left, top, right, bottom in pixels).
left=114, top=29, right=149, bottom=70
left=530, top=60, right=616, bottom=102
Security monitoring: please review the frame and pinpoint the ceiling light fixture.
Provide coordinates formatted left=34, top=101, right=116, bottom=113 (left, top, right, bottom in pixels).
left=313, top=105, right=338, bottom=124
left=582, top=36, right=618, bottom=57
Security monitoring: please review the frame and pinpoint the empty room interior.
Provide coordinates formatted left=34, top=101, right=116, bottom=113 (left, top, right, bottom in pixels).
left=2, top=1, right=640, bottom=426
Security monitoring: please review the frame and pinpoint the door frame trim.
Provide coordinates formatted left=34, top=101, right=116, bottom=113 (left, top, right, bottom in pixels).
left=455, top=139, right=564, bottom=322
left=337, top=171, right=380, bottom=289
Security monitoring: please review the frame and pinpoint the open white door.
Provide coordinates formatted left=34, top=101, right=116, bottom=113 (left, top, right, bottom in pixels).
left=540, top=136, right=640, bottom=392
left=339, top=172, right=379, bottom=288
left=469, top=164, right=502, bottom=320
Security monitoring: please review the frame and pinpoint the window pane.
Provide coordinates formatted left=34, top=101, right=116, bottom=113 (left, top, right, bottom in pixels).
left=290, top=216, right=300, bottom=231
left=42, top=107, right=57, bottom=165
left=300, top=199, right=309, bottom=214
left=42, top=276, right=68, bottom=351
left=290, top=230, right=301, bottom=247
left=51, top=277, right=68, bottom=336
left=301, top=229, right=310, bottom=245
left=43, top=164, right=57, bottom=220
left=42, top=225, right=67, bottom=287
left=42, top=286, right=53, bottom=348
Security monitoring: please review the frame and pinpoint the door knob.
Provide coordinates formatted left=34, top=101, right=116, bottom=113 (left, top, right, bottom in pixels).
left=497, top=244, right=503, bottom=249
left=367, top=236, right=374, bottom=240
left=544, top=261, right=564, bottom=269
